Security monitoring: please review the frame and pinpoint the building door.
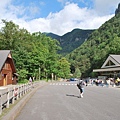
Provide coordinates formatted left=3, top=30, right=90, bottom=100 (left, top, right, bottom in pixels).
left=3, top=74, right=7, bottom=86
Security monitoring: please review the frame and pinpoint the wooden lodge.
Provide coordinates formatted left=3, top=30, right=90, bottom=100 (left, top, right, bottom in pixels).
left=0, top=50, right=18, bottom=86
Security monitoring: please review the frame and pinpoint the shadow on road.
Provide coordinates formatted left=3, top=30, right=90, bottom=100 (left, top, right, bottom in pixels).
left=66, top=94, right=79, bottom=98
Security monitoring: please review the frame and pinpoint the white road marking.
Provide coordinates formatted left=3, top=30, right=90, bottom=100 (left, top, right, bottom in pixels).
left=49, top=83, right=77, bottom=86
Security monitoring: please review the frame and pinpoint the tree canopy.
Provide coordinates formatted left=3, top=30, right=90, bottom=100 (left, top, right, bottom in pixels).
left=0, top=20, right=71, bottom=81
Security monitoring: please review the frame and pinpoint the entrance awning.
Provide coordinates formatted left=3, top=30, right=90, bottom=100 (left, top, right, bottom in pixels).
left=93, top=67, right=120, bottom=72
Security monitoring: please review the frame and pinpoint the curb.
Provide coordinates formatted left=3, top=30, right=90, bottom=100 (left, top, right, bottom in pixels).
left=1, top=83, right=47, bottom=120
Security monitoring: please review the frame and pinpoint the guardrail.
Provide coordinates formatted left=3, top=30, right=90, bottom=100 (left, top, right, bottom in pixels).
left=0, top=82, right=41, bottom=115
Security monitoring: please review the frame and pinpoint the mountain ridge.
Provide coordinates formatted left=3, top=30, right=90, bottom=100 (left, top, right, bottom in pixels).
left=46, top=28, right=95, bottom=56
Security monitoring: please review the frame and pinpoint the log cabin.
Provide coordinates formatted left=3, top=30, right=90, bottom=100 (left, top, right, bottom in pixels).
left=0, top=50, right=18, bottom=86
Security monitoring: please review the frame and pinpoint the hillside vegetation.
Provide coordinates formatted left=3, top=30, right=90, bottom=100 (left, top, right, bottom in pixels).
left=46, top=29, right=94, bottom=56
left=66, top=4, right=120, bottom=77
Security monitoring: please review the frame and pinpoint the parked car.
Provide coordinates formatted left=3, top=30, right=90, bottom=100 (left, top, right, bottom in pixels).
left=70, top=78, right=76, bottom=81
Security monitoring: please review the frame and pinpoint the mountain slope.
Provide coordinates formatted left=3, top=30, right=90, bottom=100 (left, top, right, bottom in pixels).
left=66, top=3, right=120, bottom=77
left=46, top=29, right=94, bottom=56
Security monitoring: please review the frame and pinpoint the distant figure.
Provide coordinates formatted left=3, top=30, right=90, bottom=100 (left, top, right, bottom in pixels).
left=117, top=77, right=120, bottom=85
left=85, top=79, right=88, bottom=86
left=106, top=78, right=111, bottom=87
left=77, top=79, right=86, bottom=98
left=29, top=77, right=32, bottom=84
left=91, top=79, right=94, bottom=86
left=95, top=79, right=99, bottom=86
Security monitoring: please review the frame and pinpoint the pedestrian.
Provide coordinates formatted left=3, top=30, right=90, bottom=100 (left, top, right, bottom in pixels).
left=91, top=79, right=94, bottom=86
left=85, top=79, right=88, bottom=86
left=77, top=79, right=86, bottom=98
left=29, top=77, right=32, bottom=84
left=106, top=78, right=110, bottom=87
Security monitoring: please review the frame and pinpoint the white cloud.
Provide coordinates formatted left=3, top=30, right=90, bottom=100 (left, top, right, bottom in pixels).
left=28, top=3, right=40, bottom=16
left=93, top=0, right=120, bottom=15
left=0, top=0, right=12, bottom=8
left=0, top=0, right=119, bottom=35
left=24, top=3, right=114, bottom=35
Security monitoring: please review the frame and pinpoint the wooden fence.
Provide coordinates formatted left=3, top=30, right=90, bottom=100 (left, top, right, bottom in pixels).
left=0, top=82, right=41, bottom=115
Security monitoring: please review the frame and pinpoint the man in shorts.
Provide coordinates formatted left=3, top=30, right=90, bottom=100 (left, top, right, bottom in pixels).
left=77, top=79, right=86, bottom=98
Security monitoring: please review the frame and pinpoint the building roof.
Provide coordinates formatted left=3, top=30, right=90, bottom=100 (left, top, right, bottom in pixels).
left=101, top=54, right=120, bottom=68
left=0, top=50, right=16, bottom=72
left=93, top=54, right=120, bottom=72
left=110, top=55, right=120, bottom=64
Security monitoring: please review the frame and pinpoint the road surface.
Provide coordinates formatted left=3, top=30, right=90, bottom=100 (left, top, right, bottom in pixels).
left=15, top=81, right=120, bottom=120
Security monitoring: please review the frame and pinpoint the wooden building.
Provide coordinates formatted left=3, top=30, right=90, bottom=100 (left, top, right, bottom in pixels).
left=0, top=50, right=18, bottom=86
left=93, top=54, right=120, bottom=78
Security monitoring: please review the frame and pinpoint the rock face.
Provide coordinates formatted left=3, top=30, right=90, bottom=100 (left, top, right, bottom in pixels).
left=115, top=3, right=120, bottom=15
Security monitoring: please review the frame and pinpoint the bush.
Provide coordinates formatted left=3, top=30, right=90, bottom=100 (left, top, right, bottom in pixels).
left=18, top=79, right=28, bottom=84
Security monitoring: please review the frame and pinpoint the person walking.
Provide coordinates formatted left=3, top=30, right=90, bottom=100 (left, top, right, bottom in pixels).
left=29, top=77, right=33, bottom=84
left=77, top=79, right=86, bottom=98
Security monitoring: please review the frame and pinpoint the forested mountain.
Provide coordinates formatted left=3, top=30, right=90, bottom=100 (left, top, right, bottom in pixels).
left=46, top=29, right=94, bottom=56
left=66, top=3, right=120, bottom=77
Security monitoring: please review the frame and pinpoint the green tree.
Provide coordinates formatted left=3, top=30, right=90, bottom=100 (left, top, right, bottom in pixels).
left=58, top=57, right=70, bottom=79
left=17, top=69, right=28, bottom=83
left=0, top=20, right=62, bottom=81
left=74, top=67, right=81, bottom=78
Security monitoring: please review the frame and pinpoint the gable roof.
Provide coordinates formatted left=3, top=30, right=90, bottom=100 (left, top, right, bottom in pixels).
left=93, top=54, right=120, bottom=72
left=0, top=50, right=16, bottom=72
left=101, top=55, right=120, bottom=68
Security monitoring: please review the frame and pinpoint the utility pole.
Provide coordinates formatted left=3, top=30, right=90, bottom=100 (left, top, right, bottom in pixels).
left=52, top=73, right=53, bottom=82
left=39, top=67, right=41, bottom=80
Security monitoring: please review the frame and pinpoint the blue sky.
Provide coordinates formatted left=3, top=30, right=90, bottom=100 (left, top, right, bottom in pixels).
left=0, top=0, right=120, bottom=35
left=12, top=0, right=93, bottom=18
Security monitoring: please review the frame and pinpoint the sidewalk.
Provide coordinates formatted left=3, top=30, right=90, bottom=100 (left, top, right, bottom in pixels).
left=1, top=81, right=48, bottom=120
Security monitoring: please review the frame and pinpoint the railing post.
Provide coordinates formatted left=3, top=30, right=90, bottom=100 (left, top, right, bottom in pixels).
left=24, top=84, right=26, bottom=94
left=22, top=85, right=24, bottom=96
left=26, top=84, right=28, bottom=93
left=17, top=87, right=19, bottom=99
left=12, top=87, right=15, bottom=104
left=27, top=83, right=29, bottom=91
left=19, top=85, right=21, bottom=98
left=0, top=92, right=2, bottom=115
left=6, top=88, right=9, bottom=108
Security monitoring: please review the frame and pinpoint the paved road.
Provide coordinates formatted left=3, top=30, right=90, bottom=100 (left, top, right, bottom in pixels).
left=15, top=81, right=120, bottom=120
